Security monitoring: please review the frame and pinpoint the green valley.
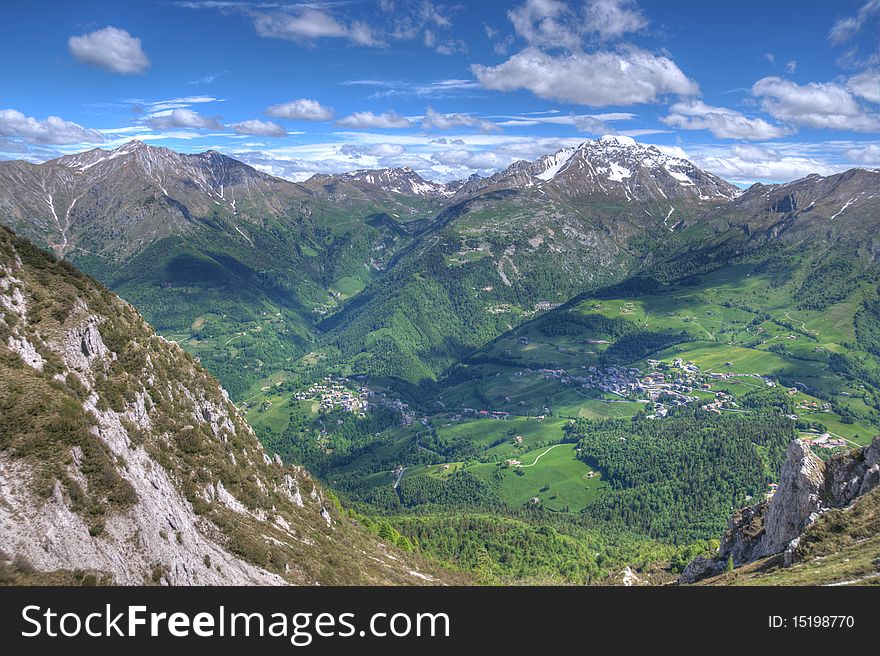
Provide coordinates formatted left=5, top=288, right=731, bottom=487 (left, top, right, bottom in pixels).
left=2, top=138, right=878, bottom=585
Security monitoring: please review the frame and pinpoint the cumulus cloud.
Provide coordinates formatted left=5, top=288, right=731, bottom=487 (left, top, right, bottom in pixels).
left=432, top=148, right=507, bottom=170
left=506, top=0, right=646, bottom=48
left=249, top=4, right=452, bottom=48
left=677, top=140, right=880, bottom=184
left=508, top=0, right=580, bottom=49
left=229, top=119, right=286, bottom=136
left=752, top=76, right=880, bottom=132
left=585, top=0, right=648, bottom=40
left=0, top=109, right=105, bottom=145
left=422, top=107, right=499, bottom=133
left=336, top=111, right=413, bottom=129
left=265, top=99, right=335, bottom=121
left=689, top=145, right=846, bottom=184
left=254, top=9, right=357, bottom=42
left=147, top=108, right=222, bottom=130
left=847, top=70, right=880, bottom=103
left=472, top=47, right=698, bottom=106
left=829, top=0, right=880, bottom=44
left=68, top=26, right=150, bottom=74
left=662, top=100, right=790, bottom=140
left=844, top=142, right=880, bottom=166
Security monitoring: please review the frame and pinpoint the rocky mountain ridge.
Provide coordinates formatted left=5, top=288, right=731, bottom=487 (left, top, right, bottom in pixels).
left=0, top=225, right=449, bottom=585
left=0, top=139, right=313, bottom=261
left=680, top=437, right=880, bottom=584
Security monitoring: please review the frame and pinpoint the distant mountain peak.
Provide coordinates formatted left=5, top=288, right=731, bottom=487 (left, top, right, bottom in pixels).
left=453, top=135, right=739, bottom=203
left=311, top=166, right=453, bottom=198
left=115, top=139, right=148, bottom=151
left=598, top=134, right=637, bottom=146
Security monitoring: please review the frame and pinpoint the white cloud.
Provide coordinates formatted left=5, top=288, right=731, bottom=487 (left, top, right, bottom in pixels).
left=504, top=0, right=649, bottom=47
left=844, top=142, right=880, bottom=166
left=265, top=99, right=335, bottom=121
left=341, top=143, right=407, bottom=157
left=0, top=109, right=105, bottom=145
left=185, top=1, right=464, bottom=53
left=680, top=141, right=878, bottom=184
left=68, top=26, right=150, bottom=74
left=422, top=107, right=499, bottom=133
left=752, top=76, right=880, bottom=132
left=254, top=9, right=348, bottom=41
left=249, top=6, right=421, bottom=48
left=472, top=47, right=698, bottom=106
left=508, top=0, right=580, bottom=49
left=344, top=78, right=481, bottom=100
left=432, top=148, right=508, bottom=170
left=336, top=111, right=413, bottom=129
left=493, top=111, right=634, bottom=131
left=829, top=0, right=880, bottom=44
left=585, top=0, right=648, bottom=41
left=147, top=108, right=222, bottom=130
left=847, top=70, right=880, bottom=103
left=229, top=119, right=285, bottom=136
left=662, top=100, right=790, bottom=140
left=418, top=1, right=452, bottom=28
left=786, top=60, right=797, bottom=73
left=0, top=136, right=31, bottom=153
left=135, top=96, right=223, bottom=115
left=691, top=146, right=845, bottom=184
left=347, top=21, right=386, bottom=47
left=189, top=71, right=225, bottom=85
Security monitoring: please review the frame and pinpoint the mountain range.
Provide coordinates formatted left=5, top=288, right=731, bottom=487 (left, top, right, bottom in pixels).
left=1, top=137, right=878, bottom=585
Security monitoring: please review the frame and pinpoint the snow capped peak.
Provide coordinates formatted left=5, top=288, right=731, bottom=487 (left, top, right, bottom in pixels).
left=336, top=167, right=450, bottom=197
left=115, top=139, right=148, bottom=153
left=598, top=134, right=637, bottom=146
left=455, top=133, right=739, bottom=202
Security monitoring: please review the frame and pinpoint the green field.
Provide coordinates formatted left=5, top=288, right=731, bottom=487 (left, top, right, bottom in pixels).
left=434, top=416, right=568, bottom=455
left=470, top=444, right=606, bottom=512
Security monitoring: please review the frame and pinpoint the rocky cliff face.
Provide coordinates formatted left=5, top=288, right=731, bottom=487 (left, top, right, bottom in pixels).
left=0, top=226, right=446, bottom=585
left=680, top=437, right=880, bottom=583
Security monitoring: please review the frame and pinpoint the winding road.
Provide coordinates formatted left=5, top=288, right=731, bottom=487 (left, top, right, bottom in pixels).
left=517, top=443, right=565, bottom=468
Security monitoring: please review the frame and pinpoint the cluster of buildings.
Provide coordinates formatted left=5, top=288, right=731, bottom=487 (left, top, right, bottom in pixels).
left=803, top=433, right=848, bottom=449
left=512, top=358, right=754, bottom=418
left=796, top=398, right=833, bottom=413
left=294, top=377, right=370, bottom=417
left=371, top=393, right=417, bottom=426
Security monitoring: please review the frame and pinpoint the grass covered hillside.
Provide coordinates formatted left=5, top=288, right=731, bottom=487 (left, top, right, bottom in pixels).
left=0, top=225, right=460, bottom=586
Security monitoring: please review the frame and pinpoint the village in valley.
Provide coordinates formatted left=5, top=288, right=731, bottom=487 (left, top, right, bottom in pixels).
left=288, top=376, right=420, bottom=425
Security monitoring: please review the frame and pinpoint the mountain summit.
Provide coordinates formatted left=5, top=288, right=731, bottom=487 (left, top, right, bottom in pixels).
left=453, top=135, right=739, bottom=203
left=0, top=140, right=310, bottom=260
left=308, top=167, right=452, bottom=198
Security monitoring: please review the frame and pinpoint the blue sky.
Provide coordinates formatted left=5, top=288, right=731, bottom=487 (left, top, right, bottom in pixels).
left=1, top=0, right=878, bottom=184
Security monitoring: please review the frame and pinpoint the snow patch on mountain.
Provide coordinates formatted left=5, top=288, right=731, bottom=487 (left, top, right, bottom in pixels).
left=535, top=147, right=578, bottom=181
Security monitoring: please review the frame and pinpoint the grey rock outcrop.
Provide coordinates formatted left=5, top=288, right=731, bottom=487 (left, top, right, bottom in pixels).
left=754, top=440, right=824, bottom=558
left=680, top=437, right=880, bottom=583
